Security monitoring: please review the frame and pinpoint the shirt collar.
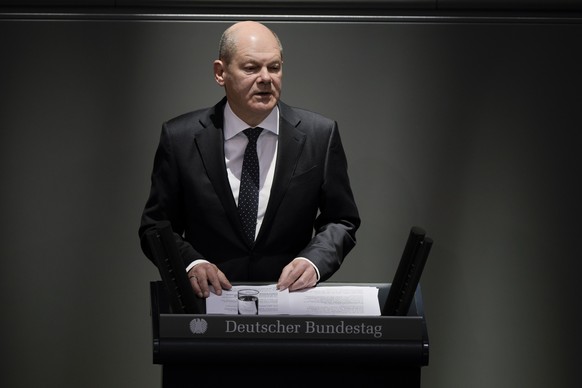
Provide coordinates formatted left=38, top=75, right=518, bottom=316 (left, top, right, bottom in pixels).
left=223, top=101, right=279, bottom=140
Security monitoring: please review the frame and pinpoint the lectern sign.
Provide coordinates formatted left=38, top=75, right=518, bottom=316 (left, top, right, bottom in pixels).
left=160, top=314, right=423, bottom=341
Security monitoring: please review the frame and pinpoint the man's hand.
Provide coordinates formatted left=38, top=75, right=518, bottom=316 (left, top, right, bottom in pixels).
left=188, top=262, right=232, bottom=298
left=277, top=258, right=318, bottom=292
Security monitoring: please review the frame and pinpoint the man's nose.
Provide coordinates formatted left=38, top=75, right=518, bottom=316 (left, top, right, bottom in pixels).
left=258, top=67, right=271, bottom=83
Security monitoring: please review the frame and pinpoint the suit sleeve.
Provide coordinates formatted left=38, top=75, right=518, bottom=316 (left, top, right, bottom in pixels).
left=297, top=122, right=361, bottom=281
left=138, top=122, right=204, bottom=267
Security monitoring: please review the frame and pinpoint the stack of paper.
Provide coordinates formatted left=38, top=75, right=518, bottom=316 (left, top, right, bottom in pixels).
left=206, top=284, right=381, bottom=316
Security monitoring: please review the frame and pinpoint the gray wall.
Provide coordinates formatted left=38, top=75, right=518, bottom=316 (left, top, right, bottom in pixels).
left=1, top=15, right=581, bottom=388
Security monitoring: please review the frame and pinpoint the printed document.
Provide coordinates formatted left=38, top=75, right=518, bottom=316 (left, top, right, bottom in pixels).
left=206, top=284, right=381, bottom=316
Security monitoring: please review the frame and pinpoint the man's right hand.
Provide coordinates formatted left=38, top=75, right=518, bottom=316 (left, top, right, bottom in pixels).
left=187, top=262, right=232, bottom=298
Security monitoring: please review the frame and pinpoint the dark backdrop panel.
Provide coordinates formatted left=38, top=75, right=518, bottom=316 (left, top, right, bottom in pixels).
left=0, top=16, right=581, bottom=388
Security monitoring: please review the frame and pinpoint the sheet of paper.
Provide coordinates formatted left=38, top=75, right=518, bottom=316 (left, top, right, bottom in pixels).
left=206, top=284, right=380, bottom=316
left=288, top=286, right=381, bottom=316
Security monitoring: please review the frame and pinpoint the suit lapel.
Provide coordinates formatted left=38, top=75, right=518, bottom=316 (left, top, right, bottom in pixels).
left=257, top=103, right=306, bottom=242
left=195, top=101, right=243, bottom=234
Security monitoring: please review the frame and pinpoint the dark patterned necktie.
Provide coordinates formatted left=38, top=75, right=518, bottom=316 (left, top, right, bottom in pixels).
left=238, top=127, right=263, bottom=245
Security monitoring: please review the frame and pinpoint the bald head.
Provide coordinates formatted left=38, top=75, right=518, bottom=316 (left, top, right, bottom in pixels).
left=213, top=20, right=284, bottom=126
left=218, top=21, right=283, bottom=65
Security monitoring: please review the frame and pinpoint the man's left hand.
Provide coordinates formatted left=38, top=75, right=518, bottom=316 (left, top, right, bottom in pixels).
left=276, top=258, right=318, bottom=291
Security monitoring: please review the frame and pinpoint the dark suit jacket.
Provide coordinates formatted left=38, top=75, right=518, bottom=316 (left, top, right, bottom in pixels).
left=139, top=98, right=360, bottom=282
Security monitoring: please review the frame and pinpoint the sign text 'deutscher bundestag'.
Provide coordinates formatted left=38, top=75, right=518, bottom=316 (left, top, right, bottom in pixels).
left=160, top=314, right=424, bottom=341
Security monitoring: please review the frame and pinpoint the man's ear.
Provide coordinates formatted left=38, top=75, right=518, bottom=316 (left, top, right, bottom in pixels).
left=213, top=60, right=226, bottom=86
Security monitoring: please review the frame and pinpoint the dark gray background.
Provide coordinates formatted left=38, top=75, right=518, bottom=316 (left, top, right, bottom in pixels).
left=1, top=12, right=581, bottom=388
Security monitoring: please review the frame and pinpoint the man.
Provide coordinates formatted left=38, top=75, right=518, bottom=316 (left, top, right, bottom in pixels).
left=139, top=21, right=360, bottom=299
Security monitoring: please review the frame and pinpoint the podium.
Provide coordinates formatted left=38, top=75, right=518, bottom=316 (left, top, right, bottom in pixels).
left=150, top=280, right=429, bottom=388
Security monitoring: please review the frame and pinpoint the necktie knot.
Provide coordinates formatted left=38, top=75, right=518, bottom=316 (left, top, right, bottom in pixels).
left=243, top=127, right=263, bottom=144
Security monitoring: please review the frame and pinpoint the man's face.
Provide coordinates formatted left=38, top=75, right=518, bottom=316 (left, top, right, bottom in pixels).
left=214, top=31, right=283, bottom=126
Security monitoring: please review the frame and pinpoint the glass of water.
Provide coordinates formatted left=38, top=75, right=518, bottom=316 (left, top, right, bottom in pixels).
left=237, top=289, right=259, bottom=315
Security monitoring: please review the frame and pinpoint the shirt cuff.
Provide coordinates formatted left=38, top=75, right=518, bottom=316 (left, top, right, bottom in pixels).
left=185, top=259, right=210, bottom=273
